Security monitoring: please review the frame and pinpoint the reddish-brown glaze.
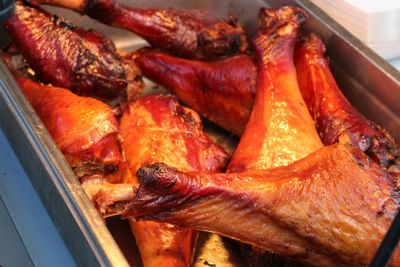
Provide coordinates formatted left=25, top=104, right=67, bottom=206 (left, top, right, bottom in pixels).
left=121, top=52, right=145, bottom=103
left=125, top=143, right=400, bottom=266
left=295, top=33, right=400, bottom=171
left=17, top=77, right=122, bottom=181
left=130, top=221, right=197, bottom=267
left=5, top=2, right=138, bottom=102
left=224, top=7, right=323, bottom=266
left=119, top=95, right=229, bottom=267
left=134, top=51, right=255, bottom=134
left=27, top=0, right=248, bottom=60
left=120, top=95, right=230, bottom=176
left=134, top=50, right=256, bottom=136
left=228, top=7, right=323, bottom=172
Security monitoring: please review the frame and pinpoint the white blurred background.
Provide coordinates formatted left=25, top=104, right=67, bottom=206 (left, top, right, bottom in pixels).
left=311, top=0, right=400, bottom=69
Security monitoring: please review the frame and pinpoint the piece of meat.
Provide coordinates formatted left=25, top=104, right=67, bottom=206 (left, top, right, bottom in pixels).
left=17, top=77, right=122, bottom=181
left=128, top=5, right=329, bottom=266
left=124, top=143, right=400, bottom=266
left=17, top=76, right=136, bottom=211
left=134, top=50, right=256, bottom=135
left=121, top=52, right=144, bottom=103
left=5, top=2, right=142, bottom=102
left=295, top=33, right=400, bottom=173
left=114, top=95, right=229, bottom=267
left=120, top=6, right=400, bottom=266
left=26, top=0, right=248, bottom=60
left=227, top=6, right=321, bottom=173
left=223, top=6, right=322, bottom=266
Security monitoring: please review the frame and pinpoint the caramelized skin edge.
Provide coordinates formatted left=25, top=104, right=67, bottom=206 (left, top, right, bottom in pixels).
left=224, top=6, right=325, bottom=266
left=227, top=7, right=323, bottom=173
left=126, top=144, right=399, bottom=266
left=27, top=0, right=248, bottom=60
left=17, top=77, right=122, bottom=180
left=124, top=7, right=400, bottom=266
left=135, top=51, right=256, bottom=136
left=294, top=33, right=400, bottom=171
left=119, top=95, right=229, bottom=267
left=17, top=77, right=134, bottom=204
left=5, top=2, right=129, bottom=101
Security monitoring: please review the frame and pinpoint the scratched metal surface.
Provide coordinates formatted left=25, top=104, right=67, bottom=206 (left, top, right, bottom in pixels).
left=1, top=0, right=400, bottom=266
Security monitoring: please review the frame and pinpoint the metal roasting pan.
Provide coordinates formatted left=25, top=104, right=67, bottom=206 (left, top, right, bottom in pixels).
left=1, top=0, right=400, bottom=266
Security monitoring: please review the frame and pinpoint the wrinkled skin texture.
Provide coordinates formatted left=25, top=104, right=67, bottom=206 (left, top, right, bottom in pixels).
left=16, top=77, right=135, bottom=203
left=122, top=7, right=400, bottom=266
left=125, top=144, right=400, bottom=267
left=228, top=7, right=322, bottom=172
left=17, top=77, right=122, bottom=182
left=5, top=2, right=142, bottom=102
left=26, top=0, right=248, bottom=60
left=295, top=34, right=400, bottom=173
left=134, top=50, right=256, bottom=136
left=116, top=95, right=229, bottom=267
left=225, top=6, right=323, bottom=267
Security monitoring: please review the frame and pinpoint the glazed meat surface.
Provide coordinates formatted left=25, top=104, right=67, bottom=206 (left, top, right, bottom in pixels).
left=116, top=95, right=229, bottom=267
left=27, top=0, right=248, bottom=60
left=120, top=6, right=400, bottom=267
left=5, top=2, right=141, bottom=102
left=17, top=77, right=136, bottom=204
left=135, top=50, right=256, bottom=136
left=17, top=77, right=122, bottom=181
left=119, top=95, right=229, bottom=178
left=223, top=6, right=323, bottom=266
left=295, top=34, right=400, bottom=172
left=126, top=143, right=400, bottom=266
left=227, top=6, right=322, bottom=172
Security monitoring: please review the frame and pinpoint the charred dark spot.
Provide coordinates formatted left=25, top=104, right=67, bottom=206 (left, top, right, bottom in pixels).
left=58, top=20, right=76, bottom=30
left=227, top=13, right=238, bottom=26
left=85, top=0, right=116, bottom=24
left=358, top=135, right=371, bottom=152
left=391, top=187, right=400, bottom=206
left=136, top=163, right=177, bottom=190
left=229, top=34, right=242, bottom=51
left=51, top=15, right=59, bottom=22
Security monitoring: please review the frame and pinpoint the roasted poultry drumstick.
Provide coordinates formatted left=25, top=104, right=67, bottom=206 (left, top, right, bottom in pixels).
left=222, top=6, right=322, bottom=266
left=122, top=6, right=400, bottom=267
left=227, top=6, right=321, bottom=173
left=295, top=33, right=400, bottom=173
left=5, top=1, right=143, bottom=102
left=128, top=143, right=400, bottom=266
left=16, top=61, right=229, bottom=266
left=17, top=77, right=136, bottom=203
left=26, top=0, right=248, bottom=60
left=116, top=95, right=229, bottom=267
left=5, top=0, right=400, bottom=266
left=135, top=51, right=257, bottom=136
left=128, top=5, right=332, bottom=266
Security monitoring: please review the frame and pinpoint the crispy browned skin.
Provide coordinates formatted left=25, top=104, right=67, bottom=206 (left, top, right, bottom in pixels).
left=122, top=7, right=400, bottom=266
left=17, top=78, right=136, bottom=205
left=119, top=95, right=229, bottom=267
left=125, top=143, right=400, bottom=266
left=134, top=50, right=256, bottom=135
left=17, top=77, right=122, bottom=180
left=295, top=34, right=400, bottom=172
left=5, top=2, right=142, bottom=102
left=225, top=6, right=323, bottom=266
left=26, top=0, right=248, bottom=60
left=228, top=7, right=322, bottom=172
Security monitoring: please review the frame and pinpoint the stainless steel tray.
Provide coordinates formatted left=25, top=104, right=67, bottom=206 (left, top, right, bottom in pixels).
left=1, top=0, right=400, bottom=266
